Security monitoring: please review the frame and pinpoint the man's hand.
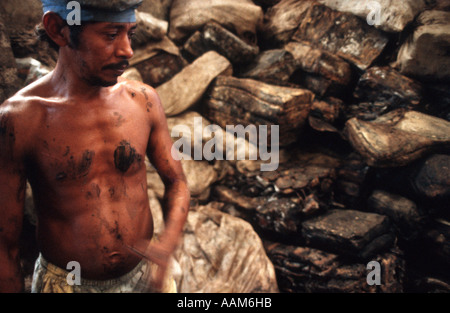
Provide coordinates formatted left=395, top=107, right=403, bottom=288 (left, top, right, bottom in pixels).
left=126, top=237, right=176, bottom=292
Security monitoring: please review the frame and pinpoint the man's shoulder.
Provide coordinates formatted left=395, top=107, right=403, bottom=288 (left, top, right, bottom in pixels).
left=9, top=72, right=57, bottom=105
left=116, top=77, right=163, bottom=114
left=1, top=92, right=44, bottom=118
left=0, top=84, right=47, bottom=132
left=0, top=95, right=40, bottom=158
left=117, top=77, right=160, bottom=102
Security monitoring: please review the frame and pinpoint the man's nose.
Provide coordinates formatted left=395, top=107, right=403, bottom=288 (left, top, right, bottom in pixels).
left=116, top=34, right=134, bottom=59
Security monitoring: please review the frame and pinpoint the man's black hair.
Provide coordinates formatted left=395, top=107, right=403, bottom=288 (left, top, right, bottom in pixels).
left=35, top=21, right=86, bottom=51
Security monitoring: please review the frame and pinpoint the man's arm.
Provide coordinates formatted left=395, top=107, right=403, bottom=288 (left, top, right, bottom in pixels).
left=0, top=107, right=27, bottom=292
left=143, top=87, right=190, bottom=290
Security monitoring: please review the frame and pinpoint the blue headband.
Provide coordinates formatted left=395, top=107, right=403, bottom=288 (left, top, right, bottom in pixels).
left=42, top=0, right=139, bottom=23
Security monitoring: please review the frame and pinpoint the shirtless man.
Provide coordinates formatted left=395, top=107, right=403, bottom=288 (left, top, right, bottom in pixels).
left=0, top=0, right=190, bottom=292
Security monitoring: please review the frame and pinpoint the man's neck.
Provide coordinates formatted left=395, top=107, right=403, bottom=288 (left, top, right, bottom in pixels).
left=50, top=53, right=109, bottom=100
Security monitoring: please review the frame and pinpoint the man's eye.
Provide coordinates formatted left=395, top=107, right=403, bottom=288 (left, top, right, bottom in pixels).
left=107, top=33, right=118, bottom=40
left=128, top=32, right=136, bottom=40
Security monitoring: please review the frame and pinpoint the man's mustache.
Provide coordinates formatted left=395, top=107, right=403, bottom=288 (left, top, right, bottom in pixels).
left=102, top=60, right=129, bottom=71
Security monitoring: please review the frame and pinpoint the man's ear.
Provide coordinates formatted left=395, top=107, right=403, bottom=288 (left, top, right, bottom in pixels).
left=42, top=12, right=70, bottom=47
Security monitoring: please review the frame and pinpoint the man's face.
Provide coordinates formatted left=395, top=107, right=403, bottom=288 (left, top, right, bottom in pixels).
left=70, top=22, right=137, bottom=87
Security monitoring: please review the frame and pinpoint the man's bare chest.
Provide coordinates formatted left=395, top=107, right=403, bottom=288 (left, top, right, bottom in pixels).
left=29, top=105, right=150, bottom=183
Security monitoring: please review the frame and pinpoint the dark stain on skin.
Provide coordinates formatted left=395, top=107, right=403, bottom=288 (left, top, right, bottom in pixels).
left=146, top=101, right=152, bottom=112
left=113, top=221, right=121, bottom=240
left=0, top=113, right=8, bottom=133
left=105, top=220, right=123, bottom=242
left=63, top=146, right=70, bottom=157
left=114, top=140, right=142, bottom=173
left=108, top=182, right=128, bottom=201
left=0, top=114, right=15, bottom=159
left=140, top=87, right=153, bottom=112
left=76, top=150, right=94, bottom=177
left=95, top=217, right=126, bottom=264
left=55, top=150, right=95, bottom=181
left=113, top=112, right=125, bottom=127
left=94, top=184, right=101, bottom=197
left=86, top=183, right=101, bottom=200
left=140, top=87, right=148, bottom=100
left=0, top=115, right=13, bottom=138
left=95, top=215, right=122, bottom=242
left=131, top=92, right=136, bottom=98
